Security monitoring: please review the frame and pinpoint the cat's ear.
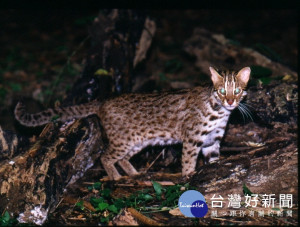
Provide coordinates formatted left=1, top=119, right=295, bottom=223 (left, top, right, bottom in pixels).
left=236, top=67, right=251, bottom=87
left=209, top=67, right=223, bottom=86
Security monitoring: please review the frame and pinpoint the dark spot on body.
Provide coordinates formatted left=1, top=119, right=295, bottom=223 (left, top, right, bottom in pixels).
left=197, top=141, right=203, bottom=147
left=209, top=115, right=218, bottom=121
left=212, top=102, right=221, bottom=111
left=202, top=142, right=215, bottom=148
left=133, top=115, right=140, bottom=121
left=170, top=99, right=179, bottom=105
left=201, top=130, right=208, bottom=135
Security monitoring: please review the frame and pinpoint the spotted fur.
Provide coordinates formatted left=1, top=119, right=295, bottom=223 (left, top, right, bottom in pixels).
left=15, top=67, right=251, bottom=180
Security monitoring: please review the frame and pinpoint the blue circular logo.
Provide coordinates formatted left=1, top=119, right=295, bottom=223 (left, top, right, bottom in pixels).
left=178, top=190, right=208, bottom=218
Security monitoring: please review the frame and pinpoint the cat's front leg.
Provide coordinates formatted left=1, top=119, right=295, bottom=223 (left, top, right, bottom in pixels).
left=181, top=141, right=201, bottom=177
left=202, top=141, right=221, bottom=163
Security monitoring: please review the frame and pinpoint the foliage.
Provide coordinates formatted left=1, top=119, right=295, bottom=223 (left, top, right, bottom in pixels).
left=250, top=65, right=284, bottom=85
left=83, top=181, right=194, bottom=224
left=0, top=211, right=18, bottom=226
left=75, top=201, right=85, bottom=211
left=242, top=183, right=253, bottom=196
left=250, top=65, right=272, bottom=79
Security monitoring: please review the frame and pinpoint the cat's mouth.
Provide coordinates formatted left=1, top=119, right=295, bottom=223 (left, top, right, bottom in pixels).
left=224, top=100, right=238, bottom=110
left=225, top=105, right=236, bottom=110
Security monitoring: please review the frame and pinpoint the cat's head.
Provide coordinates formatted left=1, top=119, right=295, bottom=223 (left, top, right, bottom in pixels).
left=209, top=66, right=251, bottom=111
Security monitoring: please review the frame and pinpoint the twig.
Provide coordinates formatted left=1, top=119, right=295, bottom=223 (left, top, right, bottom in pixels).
left=128, top=207, right=163, bottom=226
left=144, top=149, right=165, bottom=173
left=114, top=183, right=136, bottom=187
left=152, top=172, right=182, bottom=178
left=67, top=217, right=87, bottom=221
left=115, top=181, right=175, bottom=187
left=220, top=146, right=252, bottom=152
left=137, top=181, right=175, bottom=186
left=248, top=146, right=267, bottom=156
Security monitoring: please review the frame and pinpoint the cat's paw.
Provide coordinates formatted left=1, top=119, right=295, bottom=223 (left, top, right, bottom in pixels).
left=208, top=156, right=219, bottom=163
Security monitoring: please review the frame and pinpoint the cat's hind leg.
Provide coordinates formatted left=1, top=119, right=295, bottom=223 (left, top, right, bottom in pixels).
left=100, top=150, right=122, bottom=180
left=118, top=158, right=139, bottom=176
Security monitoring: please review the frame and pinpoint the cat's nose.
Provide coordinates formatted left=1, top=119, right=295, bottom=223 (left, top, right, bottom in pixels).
left=227, top=99, right=233, bottom=105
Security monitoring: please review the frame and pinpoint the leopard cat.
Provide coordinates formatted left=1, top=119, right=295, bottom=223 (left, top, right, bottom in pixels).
left=15, top=66, right=251, bottom=180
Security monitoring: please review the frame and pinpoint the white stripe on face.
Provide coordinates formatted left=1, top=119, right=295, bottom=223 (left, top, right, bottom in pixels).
left=224, top=75, right=228, bottom=94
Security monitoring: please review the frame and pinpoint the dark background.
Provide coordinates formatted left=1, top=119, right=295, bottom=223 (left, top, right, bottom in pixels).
left=0, top=9, right=297, bottom=130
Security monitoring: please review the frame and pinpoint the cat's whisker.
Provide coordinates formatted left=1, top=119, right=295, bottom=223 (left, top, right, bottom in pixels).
left=240, top=105, right=252, bottom=121
left=242, top=105, right=254, bottom=121
left=243, top=102, right=255, bottom=109
left=238, top=103, right=253, bottom=122
left=237, top=106, right=246, bottom=123
left=238, top=104, right=249, bottom=121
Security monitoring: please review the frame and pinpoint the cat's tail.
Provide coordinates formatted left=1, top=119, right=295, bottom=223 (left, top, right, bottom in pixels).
left=14, top=100, right=99, bottom=127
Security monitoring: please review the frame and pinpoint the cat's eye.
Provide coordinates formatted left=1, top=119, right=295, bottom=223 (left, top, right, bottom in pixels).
left=219, top=88, right=226, bottom=95
left=234, top=88, right=241, bottom=95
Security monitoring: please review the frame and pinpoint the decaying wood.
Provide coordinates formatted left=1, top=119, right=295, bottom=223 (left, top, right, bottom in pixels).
left=0, top=117, right=103, bottom=224
left=127, top=207, right=163, bottom=226
left=0, top=126, right=29, bottom=160
left=0, top=10, right=155, bottom=225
